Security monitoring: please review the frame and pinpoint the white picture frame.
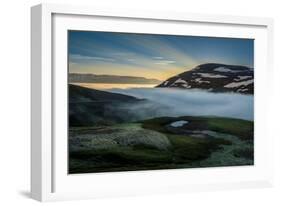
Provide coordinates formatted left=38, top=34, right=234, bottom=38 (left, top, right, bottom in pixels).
left=31, top=3, right=274, bottom=202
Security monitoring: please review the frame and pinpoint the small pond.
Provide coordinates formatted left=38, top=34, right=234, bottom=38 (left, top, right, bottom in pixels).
left=170, top=120, right=189, bottom=128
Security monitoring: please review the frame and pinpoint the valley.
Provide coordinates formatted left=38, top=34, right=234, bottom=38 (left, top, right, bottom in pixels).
left=68, top=63, right=254, bottom=174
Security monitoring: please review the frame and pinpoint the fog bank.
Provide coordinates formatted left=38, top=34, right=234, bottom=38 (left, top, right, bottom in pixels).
left=109, top=88, right=254, bottom=121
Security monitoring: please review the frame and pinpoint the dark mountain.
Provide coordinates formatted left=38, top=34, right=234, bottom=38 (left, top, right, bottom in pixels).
left=69, top=73, right=161, bottom=84
left=69, top=84, right=139, bottom=103
left=69, top=84, right=168, bottom=126
left=156, top=63, right=253, bottom=94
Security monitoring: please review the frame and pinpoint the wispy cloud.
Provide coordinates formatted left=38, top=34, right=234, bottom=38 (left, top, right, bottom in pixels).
left=112, top=52, right=136, bottom=57
left=154, top=60, right=175, bottom=65
left=70, top=54, right=116, bottom=62
left=153, top=56, right=164, bottom=60
left=127, top=58, right=136, bottom=62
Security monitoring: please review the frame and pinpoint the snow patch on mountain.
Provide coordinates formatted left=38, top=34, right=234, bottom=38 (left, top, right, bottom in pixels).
left=237, top=88, right=249, bottom=92
left=197, top=73, right=227, bottom=78
left=171, top=78, right=191, bottom=88
left=194, top=78, right=210, bottom=84
left=214, top=67, right=245, bottom=73
left=174, top=78, right=187, bottom=84
left=234, top=76, right=252, bottom=81
left=214, top=67, right=233, bottom=73
left=182, top=84, right=191, bottom=88
left=224, top=79, right=254, bottom=88
left=214, top=67, right=244, bottom=73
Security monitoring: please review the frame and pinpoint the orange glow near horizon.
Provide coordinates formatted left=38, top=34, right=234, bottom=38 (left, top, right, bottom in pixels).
left=71, top=83, right=158, bottom=90
left=69, top=64, right=196, bottom=81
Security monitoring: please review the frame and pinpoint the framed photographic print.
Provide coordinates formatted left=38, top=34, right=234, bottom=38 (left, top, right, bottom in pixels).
left=31, top=3, right=274, bottom=201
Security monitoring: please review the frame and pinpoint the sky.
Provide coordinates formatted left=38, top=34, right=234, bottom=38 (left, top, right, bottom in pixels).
left=68, top=30, right=254, bottom=81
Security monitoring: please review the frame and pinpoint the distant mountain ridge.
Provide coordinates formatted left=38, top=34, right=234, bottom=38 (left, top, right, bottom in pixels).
left=156, top=63, right=253, bottom=94
left=69, top=73, right=161, bottom=84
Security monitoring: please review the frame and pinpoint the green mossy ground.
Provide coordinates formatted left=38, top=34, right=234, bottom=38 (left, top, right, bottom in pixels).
left=69, top=116, right=253, bottom=174
left=141, top=116, right=253, bottom=141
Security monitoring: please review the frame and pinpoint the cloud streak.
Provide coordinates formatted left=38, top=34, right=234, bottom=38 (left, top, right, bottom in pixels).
left=70, top=54, right=116, bottom=62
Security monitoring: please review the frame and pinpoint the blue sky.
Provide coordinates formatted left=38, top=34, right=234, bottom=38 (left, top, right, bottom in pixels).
left=68, top=30, right=254, bottom=80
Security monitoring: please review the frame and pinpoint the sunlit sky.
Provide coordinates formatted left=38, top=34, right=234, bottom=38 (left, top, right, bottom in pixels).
left=68, top=31, right=254, bottom=81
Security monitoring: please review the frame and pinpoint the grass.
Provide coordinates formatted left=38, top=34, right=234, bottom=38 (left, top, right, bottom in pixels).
left=232, top=147, right=254, bottom=160
left=69, top=146, right=174, bottom=173
left=141, top=116, right=253, bottom=141
left=206, top=117, right=253, bottom=140
left=167, top=134, right=232, bottom=163
left=69, top=116, right=253, bottom=173
left=140, top=116, right=174, bottom=133
left=69, top=124, right=233, bottom=173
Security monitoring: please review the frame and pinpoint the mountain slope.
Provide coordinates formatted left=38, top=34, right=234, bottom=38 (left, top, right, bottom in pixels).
left=69, top=84, right=139, bottom=103
left=69, top=84, right=143, bottom=126
left=156, top=63, right=253, bottom=94
left=69, top=84, right=168, bottom=126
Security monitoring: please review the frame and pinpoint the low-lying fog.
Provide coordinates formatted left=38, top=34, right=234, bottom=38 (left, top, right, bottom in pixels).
left=109, top=88, right=254, bottom=121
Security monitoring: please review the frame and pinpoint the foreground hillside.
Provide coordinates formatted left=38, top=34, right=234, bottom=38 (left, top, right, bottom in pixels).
left=157, top=63, right=253, bottom=94
left=69, top=116, right=253, bottom=173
